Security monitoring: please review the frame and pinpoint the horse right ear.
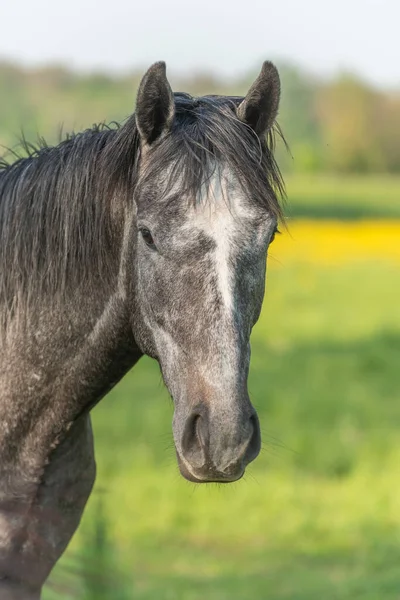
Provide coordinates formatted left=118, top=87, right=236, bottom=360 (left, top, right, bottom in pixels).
left=135, top=61, right=175, bottom=146
left=237, top=61, right=280, bottom=137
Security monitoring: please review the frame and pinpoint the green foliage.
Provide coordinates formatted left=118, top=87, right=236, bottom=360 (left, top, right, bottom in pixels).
left=0, top=61, right=399, bottom=174
left=284, top=174, right=400, bottom=219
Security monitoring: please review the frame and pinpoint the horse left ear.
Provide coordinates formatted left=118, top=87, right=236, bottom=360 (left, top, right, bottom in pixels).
left=237, top=61, right=280, bottom=136
left=135, top=61, right=175, bottom=146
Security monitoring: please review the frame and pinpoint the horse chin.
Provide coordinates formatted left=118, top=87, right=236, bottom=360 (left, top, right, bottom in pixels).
left=176, top=453, right=245, bottom=484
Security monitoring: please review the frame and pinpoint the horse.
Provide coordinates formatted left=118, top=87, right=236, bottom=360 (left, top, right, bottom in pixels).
left=0, top=60, right=285, bottom=598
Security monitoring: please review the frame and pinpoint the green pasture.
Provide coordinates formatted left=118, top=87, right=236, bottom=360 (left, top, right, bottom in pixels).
left=284, top=174, right=400, bottom=219
left=43, top=245, right=400, bottom=599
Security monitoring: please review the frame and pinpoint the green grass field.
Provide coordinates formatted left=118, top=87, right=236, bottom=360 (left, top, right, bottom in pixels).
left=44, top=176, right=400, bottom=600
left=284, top=174, right=400, bottom=219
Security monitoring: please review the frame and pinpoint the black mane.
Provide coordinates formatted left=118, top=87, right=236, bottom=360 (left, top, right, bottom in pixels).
left=0, top=93, right=285, bottom=324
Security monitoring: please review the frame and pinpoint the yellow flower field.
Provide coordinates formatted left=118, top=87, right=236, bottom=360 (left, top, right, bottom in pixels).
left=272, top=220, right=400, bottom=266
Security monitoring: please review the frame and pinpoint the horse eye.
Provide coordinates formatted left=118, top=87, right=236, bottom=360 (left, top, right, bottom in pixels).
left=270, top=227, right=280, bottom=244
left=140, top=228, right=156, bottom=249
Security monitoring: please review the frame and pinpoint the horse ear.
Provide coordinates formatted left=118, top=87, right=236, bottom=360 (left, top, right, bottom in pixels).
left=135, top=61, right=175, bottom=145
left=237, top=61, right=280, bottom=136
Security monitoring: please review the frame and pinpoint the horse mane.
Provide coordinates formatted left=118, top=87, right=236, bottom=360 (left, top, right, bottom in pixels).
left=0, top=93, right=285, bottom=328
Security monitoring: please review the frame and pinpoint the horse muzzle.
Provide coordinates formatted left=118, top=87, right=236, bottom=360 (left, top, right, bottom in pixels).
left=174, top=403, right=261, bottom=483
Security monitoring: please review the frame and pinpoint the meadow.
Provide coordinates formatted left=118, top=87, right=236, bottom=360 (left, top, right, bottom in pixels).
left=44, top=175, right=400, bottom=600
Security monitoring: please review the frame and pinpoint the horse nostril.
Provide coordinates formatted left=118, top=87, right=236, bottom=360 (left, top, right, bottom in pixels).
left=245, top=413, right=261, bottom=465
left=181, top=413, right=208, bottom=465
left=194, top=414, right=207, bottom=449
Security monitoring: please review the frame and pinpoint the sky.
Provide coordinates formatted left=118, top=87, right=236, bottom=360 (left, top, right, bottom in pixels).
left=0, top=0, right=398, bottom=88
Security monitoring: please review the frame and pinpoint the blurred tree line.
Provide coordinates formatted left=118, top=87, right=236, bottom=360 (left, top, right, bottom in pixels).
left=0, top=60, right=399, bottom=173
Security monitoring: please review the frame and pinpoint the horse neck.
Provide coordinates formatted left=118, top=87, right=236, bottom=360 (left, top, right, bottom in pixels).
left=0, top=201, right=140, bottom=462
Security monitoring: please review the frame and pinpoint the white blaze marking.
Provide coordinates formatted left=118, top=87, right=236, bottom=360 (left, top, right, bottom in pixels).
left=153, top=169, right=272, bottom=404
left=193, top=172, right=241, bottom=313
